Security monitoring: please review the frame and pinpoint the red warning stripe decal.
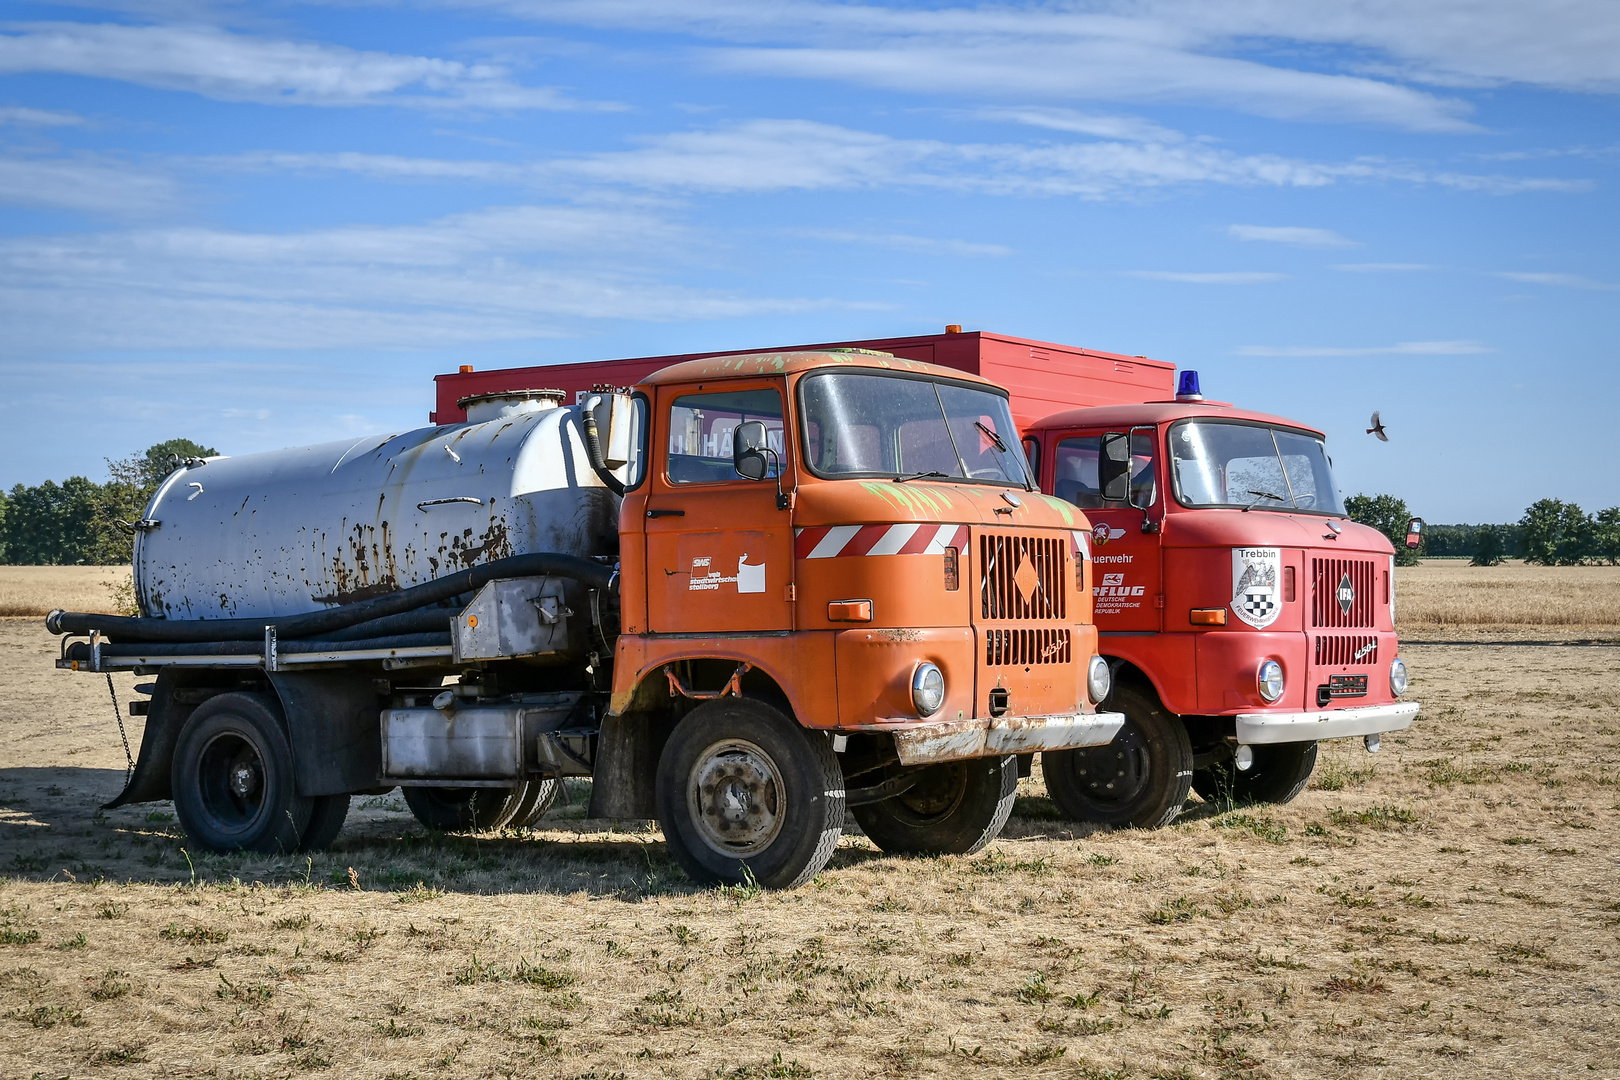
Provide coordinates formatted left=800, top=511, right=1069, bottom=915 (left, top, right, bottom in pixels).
left=794, top=523, right=968, bottom=560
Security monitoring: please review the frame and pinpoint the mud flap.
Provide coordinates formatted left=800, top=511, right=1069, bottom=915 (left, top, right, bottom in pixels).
left=587, top=711, right=667, bottom=819
left=268, top=671, right=385, bottom=798
left=101, top=670, right=193, bottom=809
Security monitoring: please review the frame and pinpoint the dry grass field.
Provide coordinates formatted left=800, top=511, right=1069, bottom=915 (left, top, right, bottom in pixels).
left=0, top=566, right=132, bottom=618
left=2, top=565, right=1617, bottom=1079
left=1397, top=559, right=1620, bottom=636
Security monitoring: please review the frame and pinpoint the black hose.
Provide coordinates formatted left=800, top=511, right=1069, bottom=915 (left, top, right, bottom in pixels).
left=65, top=632, right=452, bottom=661
left=46, top=551, right=616, bottom=644
left=581, top=406, right=626, bottom=497
left=321, top=606, right=458, bottom=642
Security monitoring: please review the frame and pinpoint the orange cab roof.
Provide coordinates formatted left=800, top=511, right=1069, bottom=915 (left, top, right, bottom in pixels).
left=636, top=349, right=1006, bottom=390
left=1030, top=400, right=1326, bottom=438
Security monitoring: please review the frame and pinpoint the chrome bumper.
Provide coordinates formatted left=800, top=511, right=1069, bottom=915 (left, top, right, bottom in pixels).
left=889, top=712, right=1126, bottom=767
left=1236, top=701, right=1420, bottom=745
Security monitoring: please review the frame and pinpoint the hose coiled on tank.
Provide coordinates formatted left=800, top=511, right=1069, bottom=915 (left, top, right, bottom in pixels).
left=46, top=551, right=616, bottom=644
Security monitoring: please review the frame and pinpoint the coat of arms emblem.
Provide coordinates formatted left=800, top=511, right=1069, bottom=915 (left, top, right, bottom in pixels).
left=1231, top=547, right=1282, bottom=629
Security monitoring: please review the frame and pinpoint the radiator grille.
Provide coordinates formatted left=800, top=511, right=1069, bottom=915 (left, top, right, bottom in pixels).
left=979, top=533, right=1068, bottom=621
left=1315, top=634, right=1379, bottom=667
left=986, top=628, right=1073, bottom=667
left=1311, top=557, right=1377, bottom=629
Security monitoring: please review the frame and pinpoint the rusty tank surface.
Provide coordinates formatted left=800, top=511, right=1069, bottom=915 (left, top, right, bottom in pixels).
left=133, top=395, right=618, bottom=620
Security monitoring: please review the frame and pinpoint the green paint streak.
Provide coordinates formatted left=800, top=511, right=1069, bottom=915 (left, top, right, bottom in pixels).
left=1037, top=494, right=1077, bottom=525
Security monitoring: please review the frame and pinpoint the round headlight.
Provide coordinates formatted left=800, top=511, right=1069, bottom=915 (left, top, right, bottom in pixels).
left=1389, top=656, right=1408, bottom=697
left=1086, top=655, right=1111, bottom=705
left=1258, top=659, right=1285, bottom=703
left=911, top=662, right=945, bottom=717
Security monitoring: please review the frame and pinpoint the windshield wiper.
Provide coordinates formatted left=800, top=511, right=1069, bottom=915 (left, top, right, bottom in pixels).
left=1242, top=489, right=1287, bottom=512
left=974, top=421, right=1035, bottom=490
left=893, top=470, right=952, bottom=483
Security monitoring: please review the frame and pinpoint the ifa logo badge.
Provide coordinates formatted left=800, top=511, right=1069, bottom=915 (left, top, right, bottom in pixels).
left=1231, top=547, right=1282, bottom=629
left=1336, top=572, right=1356, bottom=616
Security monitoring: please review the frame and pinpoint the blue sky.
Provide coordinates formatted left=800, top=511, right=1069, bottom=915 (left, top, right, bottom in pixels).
left=1, top=1, right=1616, bottom=522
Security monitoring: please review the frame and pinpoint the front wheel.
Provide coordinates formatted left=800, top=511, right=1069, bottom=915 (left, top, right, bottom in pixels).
left=853, top=755, right=1018, bottom=856
left=1193, top=741, right=1318, bottom=808
left=656, top=697, right=844, bottom=889
left=1042, top=684, right=1193, bottom=829
left=172, top=692, right=311, bottom=854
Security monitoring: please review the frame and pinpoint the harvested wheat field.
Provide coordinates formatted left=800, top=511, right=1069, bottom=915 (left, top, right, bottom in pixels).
left=1398, top=559, right=1620, bottom=637
left=0, top=566, right=132, bottom=619
left=2, top=566, right=1617, bottom=1079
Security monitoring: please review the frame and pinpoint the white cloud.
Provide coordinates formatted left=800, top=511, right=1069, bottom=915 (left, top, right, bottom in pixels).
left=1493, top=271, right=1620, bottom=291
left=1227, top=224, right=1357, bottom=247
left=1332, top=262, right=1434, bottom=272
left=0, top=23, right=618, bottom=110
left=1235, top=340, right=1490, bottom=356
left=960, top=107, right=1187, bottom=144
left=0, top=205, right=860, bottom=351
left=0, top=155, right=178, bottom=216
left=793, top=228, right=1013, bottom=258
left=0, top=105, right=85, bottom=126
left=1124, top=271, right=1288, bottom=284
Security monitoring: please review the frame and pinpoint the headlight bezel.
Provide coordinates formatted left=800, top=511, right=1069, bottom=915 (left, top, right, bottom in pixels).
left=1389, top=656, right=1408, bottom=697
left=911, top=661, right=945, bottom=717
left=1257, top=659, right=1285, bottom=703
left=1086, top=655, right=1112, bottom=705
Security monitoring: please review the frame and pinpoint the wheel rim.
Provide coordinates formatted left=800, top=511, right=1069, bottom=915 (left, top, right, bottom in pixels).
left=687, top=739, right=785, bottom=858
left=1065, top=721, right=1150, bottom=806
left=889, top=762, right=969, bottom=825
left=196, top=729, right=268, bottom=835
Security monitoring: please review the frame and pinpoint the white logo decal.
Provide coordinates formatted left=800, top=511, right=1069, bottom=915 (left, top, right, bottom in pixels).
left=1231, top=547, right=1282, bottom=629
left=688, top=554, right=767, bottom=593
left=737, top=555, right=766, bottom=594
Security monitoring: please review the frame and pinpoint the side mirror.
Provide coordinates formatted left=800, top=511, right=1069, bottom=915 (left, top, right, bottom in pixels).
left=585, top=393, right=634, bottom=469
left=1098, top=433, right=1130, bottom=502
left=733, top=420, right=770, bottom=481
left=1405, top=517, right=1424, bottom=550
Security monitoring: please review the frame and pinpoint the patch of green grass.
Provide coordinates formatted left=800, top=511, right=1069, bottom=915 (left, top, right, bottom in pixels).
left=1419, top=758, right=1500, bottom=786
left=160, top=922, right=228, bottom=945
left=1, top=927, right=41, bottom=946
left=394, top=882, right=443, bottom=904
left=89, top=969, right=132, bottom=1001
left=1016, top=971, right=1054, bottom=1005
left=1212, top=812, right=1288, bottom=844
left=1319, top=973, right=1389, bottom=997
left=1146, top=896, right=1208, bottom=925
left=9, top=1003, right=85, bottom=1028
left=1501, top=836, right=1539, bottom=846
left=1314, top=758, right=1377, bottom=791
left=1326, top=804, right=1420, bottom=830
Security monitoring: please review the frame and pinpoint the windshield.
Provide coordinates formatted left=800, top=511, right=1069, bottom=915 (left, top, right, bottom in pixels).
left=1169, top=420, right=1345, bottom=515
left=799, top=371, right=1031, bottom=486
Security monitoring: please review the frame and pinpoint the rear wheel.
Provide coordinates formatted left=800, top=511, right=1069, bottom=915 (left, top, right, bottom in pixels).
left=853, top=755, right=1017, bottom=856
left=172, top=692, right=310, bottom=854
left=1193, top=741, right=1318, bottom=808
left=656, top=697, right=844, bottom=889
left=402, top=786, right=523, bottom=832
left=299, top=795, right=350, bottom=852
left=1042, top=684, right=1192, bottom=829
left=505, top=779, right=561, bottom=828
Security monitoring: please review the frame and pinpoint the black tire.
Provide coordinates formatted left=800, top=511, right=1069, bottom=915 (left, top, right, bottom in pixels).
left=172, top=692, right=311, bottom=854
left=853, top=755, right=1018, bottom=856
left=1042, top=683, right=1193, bottom=829
left=299, top=795, right=350, bottom=852
left=1193, top=741, right=1319, bottom=808
left=402, top=786, right=523, bottom=832
left=505, top=779, right=560, bottom=828
left=656, top=697, right=844, bottom=889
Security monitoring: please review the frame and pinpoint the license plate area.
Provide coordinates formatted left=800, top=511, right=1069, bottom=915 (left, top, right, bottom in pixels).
left=1327, top=674, right=1368, bottom=698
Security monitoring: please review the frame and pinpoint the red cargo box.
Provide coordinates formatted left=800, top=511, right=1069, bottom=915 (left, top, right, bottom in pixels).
left=431, top=330, right=1176, bottom=430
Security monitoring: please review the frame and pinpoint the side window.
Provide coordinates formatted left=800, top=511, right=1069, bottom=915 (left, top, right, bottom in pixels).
left=1129, top=428, right=1157, bottom=507
left=667, top=388, right=784, bottom=485
left=1022, top=437, right=1041, bottom=486
left=1053, top=436, right=1103, bottom=508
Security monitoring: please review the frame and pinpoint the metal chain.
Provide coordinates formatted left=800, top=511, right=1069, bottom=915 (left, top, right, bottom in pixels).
left=105, top=674, right=135, bottom=783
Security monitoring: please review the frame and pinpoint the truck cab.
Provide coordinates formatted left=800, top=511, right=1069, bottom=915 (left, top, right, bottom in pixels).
left=1022, top=388, right=1418, bottom=827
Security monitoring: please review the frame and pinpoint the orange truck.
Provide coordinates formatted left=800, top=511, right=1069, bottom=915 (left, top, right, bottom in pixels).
left=434, top=329, right=1419, bottom=832
left=49, top=349, right=1121, bottom=888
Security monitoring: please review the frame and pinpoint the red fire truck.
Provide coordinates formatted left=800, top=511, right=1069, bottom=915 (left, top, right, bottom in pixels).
left=430, top=329, right=1418, bottom=829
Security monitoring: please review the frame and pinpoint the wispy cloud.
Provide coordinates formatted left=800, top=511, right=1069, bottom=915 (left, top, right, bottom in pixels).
left=1493, top=271, right=1620, bottom=291
left=0, top=155, right=178, bottom=216
left=0, top=105, right=85, bottom=127
left=0, top=205, right=861, bottom=351
left=1235, top=340, right=1490, bottom=357
left=964, top=106, right=1187, bottom=144
left=1227, top=224, right=1357, bottom=247
left=1332, top=262, right=1434, bottom=272
left=1124, top=270, right=1288, bottom=284
left=793, top=228, right=1012, bottom=257
left=0, top=23, right=619, bottom=110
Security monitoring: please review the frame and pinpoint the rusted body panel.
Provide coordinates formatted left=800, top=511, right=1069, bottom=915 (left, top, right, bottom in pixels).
left=889, top=712, right=1125, bottom=767
left=134, top=401, right=617, bottom=621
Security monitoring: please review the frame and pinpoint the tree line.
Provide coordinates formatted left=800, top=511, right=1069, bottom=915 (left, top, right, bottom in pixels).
left=1348, top=494, right=1620, bottom=567
left=0, top=440, right=216, bottom=565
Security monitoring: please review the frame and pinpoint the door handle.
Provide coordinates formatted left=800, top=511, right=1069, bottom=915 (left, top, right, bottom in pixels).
left=647, top=508, right=685, bottom=518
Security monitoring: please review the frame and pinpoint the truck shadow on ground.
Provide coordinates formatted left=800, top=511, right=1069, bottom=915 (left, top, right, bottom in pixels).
left=0, top=766, right=920, bottom=896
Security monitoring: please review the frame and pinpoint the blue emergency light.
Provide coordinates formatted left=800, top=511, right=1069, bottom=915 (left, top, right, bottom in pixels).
left=1175, top=370, right=1203, bottom=401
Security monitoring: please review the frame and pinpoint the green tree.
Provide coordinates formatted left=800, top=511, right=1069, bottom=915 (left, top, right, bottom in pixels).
left=0, top=487, right=8, bottom=562
left=1470, top=525, right=1506, bottom=566
left=140, top=438, right=217, bottom=485
left=1520, top=499, right=1593, bottom=566
left=1345, top=492, right=1420, bottom=566
left=86, top=439, right=221, bottom=565
left=1592, top=507, right=1620, bottom=566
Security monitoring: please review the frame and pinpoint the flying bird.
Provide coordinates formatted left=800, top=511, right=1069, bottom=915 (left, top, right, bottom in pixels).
left=1366, top=411, right=1388, bottom=441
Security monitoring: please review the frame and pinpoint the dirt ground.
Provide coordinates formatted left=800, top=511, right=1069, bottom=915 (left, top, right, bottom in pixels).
left=2, top=567, right=1617, bottom=1079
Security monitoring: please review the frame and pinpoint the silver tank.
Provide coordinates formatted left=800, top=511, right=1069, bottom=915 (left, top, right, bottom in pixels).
left=134, top=399, right=618, bottom=620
